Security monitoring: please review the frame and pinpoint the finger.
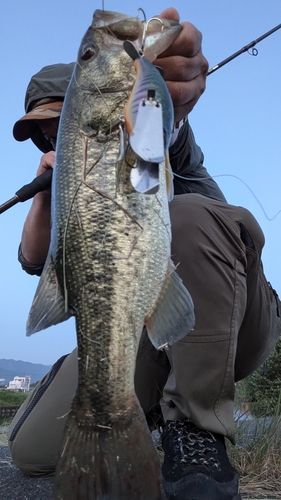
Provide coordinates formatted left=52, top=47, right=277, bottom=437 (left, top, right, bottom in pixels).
left=166, top=78, right=207, bottom=120
left=173, top=99, right=198, bottom=122
left=158, top=8, right=180, bottom=22
left=37, top=152, right=56, bottom=175
left=166, top=78, right=207, bottom=107
left=157, top=22, right=202, bottom=58
left=155, top=52, right=208, bottom=82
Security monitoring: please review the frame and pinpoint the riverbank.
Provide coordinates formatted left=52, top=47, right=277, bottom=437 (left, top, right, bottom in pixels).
left=1, top=425, right=280, bottom=499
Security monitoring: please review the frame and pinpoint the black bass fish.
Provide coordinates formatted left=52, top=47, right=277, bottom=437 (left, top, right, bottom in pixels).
left=26, top=9, right=194, bottom=499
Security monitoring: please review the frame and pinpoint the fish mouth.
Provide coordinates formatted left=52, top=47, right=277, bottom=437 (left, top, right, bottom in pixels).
left=93, top=10, right=137, bottom=27
left=92, top=9, right=182, bottom=61
left=93, top=9, right=143, bottom=40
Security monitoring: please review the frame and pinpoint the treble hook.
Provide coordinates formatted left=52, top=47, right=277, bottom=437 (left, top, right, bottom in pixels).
left=141, top=17, right=164, bottom=54
left=103, top=122, right=125, bottom=164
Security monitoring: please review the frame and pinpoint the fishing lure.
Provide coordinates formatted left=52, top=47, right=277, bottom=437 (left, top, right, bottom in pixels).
left=123, top=39, right=173, bottom=160
left=123, top=39, right=174, bottom=199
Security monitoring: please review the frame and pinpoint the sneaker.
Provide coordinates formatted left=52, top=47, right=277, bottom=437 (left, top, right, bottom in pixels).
left=161, top=419, right=241, bottom=500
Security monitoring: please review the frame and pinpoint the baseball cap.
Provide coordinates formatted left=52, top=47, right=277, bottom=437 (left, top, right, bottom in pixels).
left=13, top=62, right=75, bottom=153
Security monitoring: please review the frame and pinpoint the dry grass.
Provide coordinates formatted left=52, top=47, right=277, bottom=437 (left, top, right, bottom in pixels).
left=227, top=412, right=281, bottom=498
left=230, top=447, right=281, bottom=497
left=0, top=421, right=10, bottom=446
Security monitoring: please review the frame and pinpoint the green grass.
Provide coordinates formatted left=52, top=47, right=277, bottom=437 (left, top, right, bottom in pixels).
left=0, top=389, right=28, bottom=407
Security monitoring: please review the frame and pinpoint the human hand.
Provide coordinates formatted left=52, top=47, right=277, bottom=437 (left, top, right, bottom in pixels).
left=36, top=151, right=56, bottom=176
left=155, top=8, right=209, bottom=122
left=35, top=151, right=55, bottom=198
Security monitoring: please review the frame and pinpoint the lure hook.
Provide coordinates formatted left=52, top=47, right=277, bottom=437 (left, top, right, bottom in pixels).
left=103, top=122, right=125, bottom=164
left=141, top=17, right=164, bottom=54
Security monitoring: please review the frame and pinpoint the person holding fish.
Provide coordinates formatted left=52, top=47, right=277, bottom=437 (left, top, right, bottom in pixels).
left=8, top=7, right=281, bottom=500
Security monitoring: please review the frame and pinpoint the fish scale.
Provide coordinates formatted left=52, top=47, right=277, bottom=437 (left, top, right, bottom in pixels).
left=26, top=9, right=194, bottom=499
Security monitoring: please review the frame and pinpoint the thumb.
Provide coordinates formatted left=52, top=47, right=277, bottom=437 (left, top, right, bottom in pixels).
left=158, top=7, right=180, bottom=22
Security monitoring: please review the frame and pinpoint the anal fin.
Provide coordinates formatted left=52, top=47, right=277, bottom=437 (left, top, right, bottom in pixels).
left=145, top=260, right=194, bottom=348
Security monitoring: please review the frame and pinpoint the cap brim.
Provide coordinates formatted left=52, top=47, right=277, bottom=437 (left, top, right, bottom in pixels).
left=13, top=101, right=63, bottom=141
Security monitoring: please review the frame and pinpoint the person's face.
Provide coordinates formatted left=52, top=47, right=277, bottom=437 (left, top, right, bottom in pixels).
left=36, top=117, right=60, bottom=150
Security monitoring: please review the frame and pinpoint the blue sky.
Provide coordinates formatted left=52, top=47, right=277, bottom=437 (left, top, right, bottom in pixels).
left=0, top=0, right=280, bottom=366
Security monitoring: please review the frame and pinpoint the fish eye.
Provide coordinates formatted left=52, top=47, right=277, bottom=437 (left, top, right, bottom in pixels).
left=81, top=44, right=95, bottom=60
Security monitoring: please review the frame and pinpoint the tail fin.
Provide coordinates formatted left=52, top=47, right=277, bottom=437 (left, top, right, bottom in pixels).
left=54, top=408, right=163, bottom=500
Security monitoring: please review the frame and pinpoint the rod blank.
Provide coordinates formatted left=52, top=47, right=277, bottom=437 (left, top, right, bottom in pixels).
left=0, top=169, right=53, bottom=215
left=208, top=23, right=281, bottom=75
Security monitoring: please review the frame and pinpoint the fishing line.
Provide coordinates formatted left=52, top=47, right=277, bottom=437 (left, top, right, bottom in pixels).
left=173, top=171, right=281, bottom=221
left=213, top=174, right=281, bottom=221
left=137, top=8, right=146, bottom=22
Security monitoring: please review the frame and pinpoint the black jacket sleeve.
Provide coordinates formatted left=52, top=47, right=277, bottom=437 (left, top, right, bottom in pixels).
left=18, top=243, right=44, bottom=276
left=169, top=120, right=226, bottom=202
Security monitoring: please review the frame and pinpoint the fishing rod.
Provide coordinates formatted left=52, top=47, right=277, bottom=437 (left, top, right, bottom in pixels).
left=1, top=22, right=280, bottom=214
left=0, top=169, right=52, bottom=214
left=208, top=22, right=281, bottom=75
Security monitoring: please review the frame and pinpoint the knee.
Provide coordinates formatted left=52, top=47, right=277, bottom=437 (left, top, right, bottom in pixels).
left=9, top=437, right=56, bottom=476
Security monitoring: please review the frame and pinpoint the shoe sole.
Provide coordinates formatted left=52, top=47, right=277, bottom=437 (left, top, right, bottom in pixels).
left=163, top=472, right=241, bottom=500
left=163, top=491, right=241, bottom=500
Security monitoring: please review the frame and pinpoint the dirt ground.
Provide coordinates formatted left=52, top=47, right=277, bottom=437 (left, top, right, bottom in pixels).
left=0, top=446, right=53, bottom=500
left=0, top=441, right=279, bottom=500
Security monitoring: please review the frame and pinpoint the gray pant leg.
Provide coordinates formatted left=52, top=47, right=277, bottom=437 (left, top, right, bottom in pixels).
left=235, top=250, right=281, bottom=380
left=161, top=194, right=281, bottom=442
left=8, top=349, right=78, bottom=476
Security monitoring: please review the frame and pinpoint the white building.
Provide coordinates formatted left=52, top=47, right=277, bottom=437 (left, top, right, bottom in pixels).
left=8, top=375, right=31, bottom=392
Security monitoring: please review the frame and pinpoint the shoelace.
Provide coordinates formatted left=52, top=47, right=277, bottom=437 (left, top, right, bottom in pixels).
left=166, top=420, right=221, bottom=471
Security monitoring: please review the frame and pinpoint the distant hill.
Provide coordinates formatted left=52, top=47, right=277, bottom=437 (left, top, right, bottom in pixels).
left=0, top=359, right=52, bottom=385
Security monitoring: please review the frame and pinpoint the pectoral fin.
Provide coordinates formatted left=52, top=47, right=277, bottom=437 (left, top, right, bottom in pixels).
left=26, top=255, right=72, bottom=336
left=145, top=260, right=194, bottom=348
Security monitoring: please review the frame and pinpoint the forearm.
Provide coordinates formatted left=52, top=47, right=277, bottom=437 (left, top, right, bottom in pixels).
left=20, top=191, right=51, bottom=265
left=19, top=151, right=55, bottom=273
